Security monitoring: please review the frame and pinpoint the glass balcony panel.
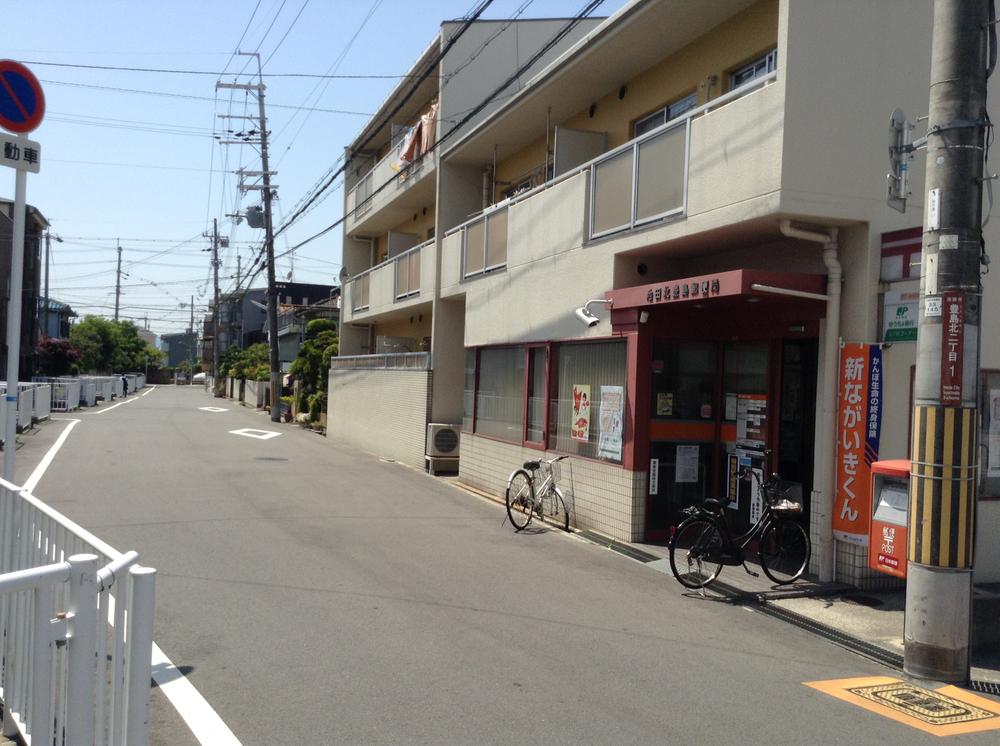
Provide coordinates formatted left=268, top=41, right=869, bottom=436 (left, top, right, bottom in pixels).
left=592, top=150, right=633, bottom=235
left=485, top=208, right=508, bottom=268
left=636, top=125, right=686, bottom=222
left=464, top=220, right=485, bottom=276
left=409, top=248, right=420, bottom=292
left=395, top=255, right=409, bottom=297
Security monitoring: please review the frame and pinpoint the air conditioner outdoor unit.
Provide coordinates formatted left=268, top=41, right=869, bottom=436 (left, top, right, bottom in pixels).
left=427, top=423, right=461, bottom=458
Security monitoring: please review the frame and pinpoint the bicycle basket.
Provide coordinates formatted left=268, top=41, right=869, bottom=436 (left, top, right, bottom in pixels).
left=549, top=459, right=561, bottom=482
left=770, top=480, right=803, bottom=514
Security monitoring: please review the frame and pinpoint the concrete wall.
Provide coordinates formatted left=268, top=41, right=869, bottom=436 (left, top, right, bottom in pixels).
left=328, top=368, right=432, bottom=469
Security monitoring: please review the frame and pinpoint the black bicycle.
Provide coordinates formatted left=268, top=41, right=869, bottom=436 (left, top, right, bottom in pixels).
left=668, top=467, right=810, bottom=589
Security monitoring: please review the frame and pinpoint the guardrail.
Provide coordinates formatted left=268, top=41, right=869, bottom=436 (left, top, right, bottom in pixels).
left=0, top=478, right=155, bottom=745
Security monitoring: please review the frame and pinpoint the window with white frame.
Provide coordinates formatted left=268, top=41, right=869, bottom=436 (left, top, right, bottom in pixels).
left=729, top=48, right=777, bottom=89
left=634, top=92, right=698, bottom=138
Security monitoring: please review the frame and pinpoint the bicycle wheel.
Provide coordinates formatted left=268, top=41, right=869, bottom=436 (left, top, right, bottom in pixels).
left=759, top=519, right=810, bottom=585
left=669, top=518, right=725, bottom=589
left=538, top=486, right=570, bottom=532
left=505, top=470, right=534, bottom=530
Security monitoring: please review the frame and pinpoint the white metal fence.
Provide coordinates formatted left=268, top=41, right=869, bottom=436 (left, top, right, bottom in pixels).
left=0, top=478, right=155, bottom=745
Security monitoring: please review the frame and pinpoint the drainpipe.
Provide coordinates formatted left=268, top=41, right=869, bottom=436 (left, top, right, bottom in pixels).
left=779, top=220, right=840, bottom=583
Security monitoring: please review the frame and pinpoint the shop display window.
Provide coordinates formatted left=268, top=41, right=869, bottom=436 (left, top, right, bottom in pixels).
left=651, top=342, right=715, bottom=419
left=723, top=342, right=769, bottom=398
left=465, top=340, right=626, bottom=464
left=474, top=347, right=525, bottom=440
left=548, top=341, right=627, bottom=462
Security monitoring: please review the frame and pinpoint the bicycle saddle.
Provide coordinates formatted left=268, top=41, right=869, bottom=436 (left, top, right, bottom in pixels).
left=523, top=461, right=540, bottom=471
left=700, top=498, right=727, bottom=514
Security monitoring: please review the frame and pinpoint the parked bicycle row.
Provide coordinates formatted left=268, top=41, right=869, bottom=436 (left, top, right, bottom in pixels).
left=503, top=452, right=811, bottom=589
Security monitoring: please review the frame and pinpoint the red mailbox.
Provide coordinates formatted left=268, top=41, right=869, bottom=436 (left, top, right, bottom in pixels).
left=868, top=459, right=910, bottom=579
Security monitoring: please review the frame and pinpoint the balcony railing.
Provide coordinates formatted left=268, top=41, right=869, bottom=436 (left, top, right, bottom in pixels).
left=347, top=149, right=428, bottom=224
left=331, top=351, right=431, bottom=370
left=349, top=238, right=432, bottom=313
left=394, top=241, right=425, bottom=299
left=442, top=69, right=778, bottom=279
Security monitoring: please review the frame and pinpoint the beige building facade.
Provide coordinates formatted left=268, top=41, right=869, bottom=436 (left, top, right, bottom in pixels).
left=333, top=0, right=1000, bottom=587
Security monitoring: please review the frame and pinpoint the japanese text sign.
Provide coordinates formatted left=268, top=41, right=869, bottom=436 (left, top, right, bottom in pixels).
left=833, top=343, right=883, bottom=546
left=0, top=131, right=40, bottom=173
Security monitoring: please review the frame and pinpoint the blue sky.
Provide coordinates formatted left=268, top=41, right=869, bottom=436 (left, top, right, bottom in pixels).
left=2, top=0, right=622, bottom=336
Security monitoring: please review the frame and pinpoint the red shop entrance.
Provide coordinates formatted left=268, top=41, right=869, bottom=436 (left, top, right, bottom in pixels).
left=608, top=270, right=828, bottom=542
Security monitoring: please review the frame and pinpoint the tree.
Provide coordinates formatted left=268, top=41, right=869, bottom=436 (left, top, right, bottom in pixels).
left=220, top=343, right=270, bottom=381
left=67, top=316, right=164, bottom=373
left=35, top=337, right=82, bottom=376
left=290, top=320, right=338, bottom=419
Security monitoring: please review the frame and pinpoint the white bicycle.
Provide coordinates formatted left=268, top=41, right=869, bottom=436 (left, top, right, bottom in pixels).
left=504, top=456, right=570, bottom=532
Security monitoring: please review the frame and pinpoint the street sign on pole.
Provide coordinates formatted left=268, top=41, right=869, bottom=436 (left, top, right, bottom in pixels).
left=0, top=131, right=40, bottom=173
left=0, top=61, right=42, bottom=481
left=0, top=59, right=46, bottom=134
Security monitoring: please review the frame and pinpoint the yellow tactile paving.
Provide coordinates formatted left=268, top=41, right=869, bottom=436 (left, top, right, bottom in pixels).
left=805, top=676, right=1000, bottom=737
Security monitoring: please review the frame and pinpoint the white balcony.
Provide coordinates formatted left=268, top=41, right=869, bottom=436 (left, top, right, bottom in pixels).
left=345, top=150, right=436, bottom=237
left=344, top=239, right=434, bottom=322
left=441, top=72, right=783, bottom=298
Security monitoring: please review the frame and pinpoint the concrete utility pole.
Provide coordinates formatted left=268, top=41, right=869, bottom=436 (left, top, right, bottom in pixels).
left=114, top=240, right=122, bottom=322
left=43, top=230, right=51, bottom=336
left=905, top=0, right=990, bottom=683
left=212, top=218, right=221, bottom=391
left=218, top=51, right=282, bottom=422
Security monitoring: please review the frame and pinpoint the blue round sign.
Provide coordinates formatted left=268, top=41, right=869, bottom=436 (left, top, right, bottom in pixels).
left=0, top=60, right=45, bottom=134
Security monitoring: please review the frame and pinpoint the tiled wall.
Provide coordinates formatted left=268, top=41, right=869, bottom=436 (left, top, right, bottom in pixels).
left=459, top=433, right=646, bottom=541
left=327, top=369, right=432, bottom=468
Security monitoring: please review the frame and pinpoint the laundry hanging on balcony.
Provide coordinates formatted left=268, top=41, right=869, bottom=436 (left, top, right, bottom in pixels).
left=391, top=102, right=438, bottom=176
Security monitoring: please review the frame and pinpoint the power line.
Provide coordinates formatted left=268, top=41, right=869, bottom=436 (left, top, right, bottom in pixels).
left=40, top=79, right=372, bottom=115
left=23, top=59, right=421, bottom=78
left=262, top=0, right=312, bottom=67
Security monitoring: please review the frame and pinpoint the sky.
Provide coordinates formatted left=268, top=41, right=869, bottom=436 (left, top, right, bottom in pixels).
left=2, top=0, right=625, bottom=338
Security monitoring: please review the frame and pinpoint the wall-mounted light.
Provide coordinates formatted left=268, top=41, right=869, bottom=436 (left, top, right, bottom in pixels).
left=639, top=310, right=650, bottom=324
left=574, top=298, right=613, bottom=327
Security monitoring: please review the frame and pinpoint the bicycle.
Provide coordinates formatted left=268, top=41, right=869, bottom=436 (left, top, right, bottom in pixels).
left=668, top=466, right=810, bottom=589
left=505, top=455, right=571, bottom=532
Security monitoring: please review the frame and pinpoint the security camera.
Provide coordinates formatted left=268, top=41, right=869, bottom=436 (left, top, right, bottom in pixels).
left=575, top=306, right=600, bottom=327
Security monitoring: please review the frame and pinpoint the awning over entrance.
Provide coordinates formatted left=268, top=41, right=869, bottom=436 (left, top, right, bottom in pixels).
left=606, top=269, right=828, bottom=310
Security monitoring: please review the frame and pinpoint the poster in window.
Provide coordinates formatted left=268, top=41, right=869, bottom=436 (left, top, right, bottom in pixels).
left=676, top=445, right=699, bottom=483
left=598, top=385, right=624, bottom=460
left=570, top=384, right=591, bottom=442
left=649, top=458, right=659, bottom=495
left=656, top=392, right=673, bottom=416
left=989, top=389, right=1000, bottom=477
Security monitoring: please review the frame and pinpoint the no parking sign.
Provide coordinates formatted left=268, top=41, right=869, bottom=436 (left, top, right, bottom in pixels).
left=0, top=59, right=45, bottom=133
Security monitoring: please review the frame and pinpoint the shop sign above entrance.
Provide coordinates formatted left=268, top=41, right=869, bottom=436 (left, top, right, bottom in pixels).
left=645, top=278, right=721, bottom=304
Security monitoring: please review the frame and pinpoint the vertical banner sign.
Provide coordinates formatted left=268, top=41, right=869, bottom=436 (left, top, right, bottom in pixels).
left=834, top=343, right=884, bottom=545
left=570, top=384, right=591, bottom=442
left=941, top=293, right=965, bottom=404
left=597, top=385, right=624, bottom=460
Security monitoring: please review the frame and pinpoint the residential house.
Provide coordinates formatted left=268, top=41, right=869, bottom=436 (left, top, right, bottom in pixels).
left=0, top=198, right=46, bottom=379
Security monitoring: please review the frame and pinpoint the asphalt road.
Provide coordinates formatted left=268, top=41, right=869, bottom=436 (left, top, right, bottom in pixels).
left=17, top=385, right=1000, bottom=745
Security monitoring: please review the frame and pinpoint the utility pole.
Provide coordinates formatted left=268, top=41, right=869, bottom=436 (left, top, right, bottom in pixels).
left=905, top=0, right=989, bottom=683
left=212, top=218, right=221, bottom=391
left=114, top=241, right=122, bottom=322
left=218, top=51, right=281, bottom=422
left=189, top=295, right=194, bottom=333
left=43, top=230, right=51, bottom=337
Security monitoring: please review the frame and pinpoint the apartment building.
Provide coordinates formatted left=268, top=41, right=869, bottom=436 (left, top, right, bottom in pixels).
left=332, top=0, right=1000, bottom=587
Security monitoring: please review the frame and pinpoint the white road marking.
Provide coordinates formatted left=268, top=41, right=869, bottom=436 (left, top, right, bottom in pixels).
left=91, top=397, right=137, bottom=414
left=199, top=406, right=228, bottom=412
left=229, top=428, right=281, bottom=440
left=141, top=385, right=156, bottom=397
left=23, top=418, right=80, bottom=493
left=29, top=410, right=243, bottom=745
left=151, top=643, right=243, bottom=745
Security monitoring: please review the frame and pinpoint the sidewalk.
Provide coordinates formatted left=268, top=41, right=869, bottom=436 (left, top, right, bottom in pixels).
left=580, top=531, right=1000, bottom=693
